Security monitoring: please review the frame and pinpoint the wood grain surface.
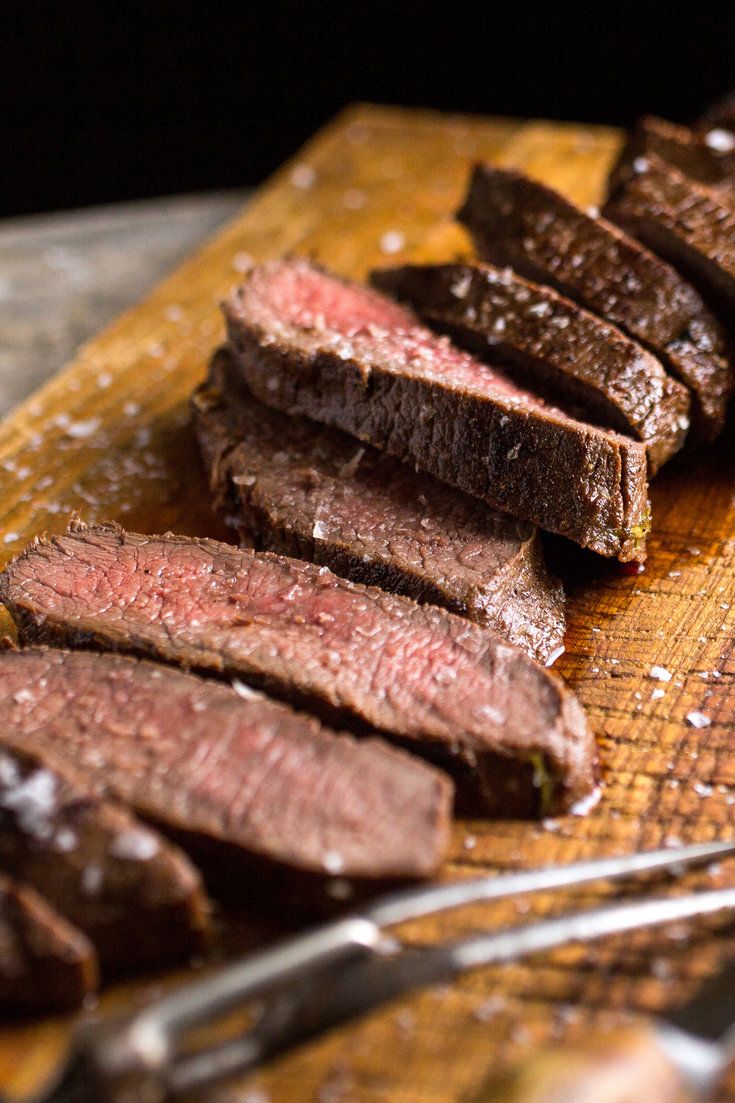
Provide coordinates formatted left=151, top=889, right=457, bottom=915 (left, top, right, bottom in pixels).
left=1, top=104, right=734, bottom=1103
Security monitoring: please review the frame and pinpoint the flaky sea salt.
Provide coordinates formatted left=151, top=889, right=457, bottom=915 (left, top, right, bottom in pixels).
left=290, top=163, right=317, bottom=189
left=686, top=711, right=711, bottom=729
left=705, top=128, right=735, bottom=152
left=232, top=679, right=258, bottom=700
left=110, top=829, right=160, bottom=861
left=379, top=230, right=406, bottom=255
left=65, top=418, right=101, bottom=440
left=323, top=851, right=345, bottom=874
left=649, top=665, right=672, bottom=682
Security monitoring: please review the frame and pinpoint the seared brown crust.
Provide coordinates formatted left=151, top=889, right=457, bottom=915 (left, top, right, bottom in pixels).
left=458, top=164, right=733, bottom=440
left=0, top=524, right=598, bottom=815
left=192, top=348, right=566, bottom=664
left=224, top=259, right=650, bottom=561
left=695, top=92, right=735, bottom=138
left=0, top=645, right=452, bottom=879
left=0, top=742, right=210, bottom=975
left=371, top=261, right=689, bottom=474
left=0, top=874, right=98, bottom=1013
left=609, top=115, right=735, bottom=196
left=604, top=153, right=735, bottom=318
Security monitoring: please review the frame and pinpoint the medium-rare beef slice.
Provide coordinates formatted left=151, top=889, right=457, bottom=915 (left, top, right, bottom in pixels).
left=223, top=259, right=649, bottom=561
left=0, top=524, right=597, bottom=816
left=0, top=741, right=209, bottom=975
left=0, top=874, right=97, bottom=1013
left=457, top=164, right=733, bottom=440
left=371, top=262, right=689, bottom=473
left=608, top=115, right=735, bottom=197
left=0, top=648, right=452, bottom=879
left=604, top=153, right=735, bottom=318
left=192, top=348, right=565, bottom=664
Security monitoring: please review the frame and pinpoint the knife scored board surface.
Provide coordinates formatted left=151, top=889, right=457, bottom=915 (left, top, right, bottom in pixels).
left=0, top=104, right=734, bottom=1103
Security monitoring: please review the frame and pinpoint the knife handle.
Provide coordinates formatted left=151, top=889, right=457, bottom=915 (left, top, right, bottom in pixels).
left=473, top=1025, right=697, bottom=1103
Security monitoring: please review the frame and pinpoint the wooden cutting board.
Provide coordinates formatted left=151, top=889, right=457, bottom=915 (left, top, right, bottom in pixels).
left=1, top=104, right=735, bottom=1103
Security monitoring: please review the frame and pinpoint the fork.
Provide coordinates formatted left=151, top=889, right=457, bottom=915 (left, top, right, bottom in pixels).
left=28, top=838, right=735, bottom=1103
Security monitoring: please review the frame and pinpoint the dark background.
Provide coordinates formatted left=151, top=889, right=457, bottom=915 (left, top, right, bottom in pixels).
left=2, top=4, right=734, bottom=219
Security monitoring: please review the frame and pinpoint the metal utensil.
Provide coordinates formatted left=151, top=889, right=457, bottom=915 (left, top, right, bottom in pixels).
left=28, top=839, right=735, bottom=1103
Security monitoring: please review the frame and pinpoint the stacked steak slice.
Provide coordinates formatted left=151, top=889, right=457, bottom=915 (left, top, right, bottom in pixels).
left=608, top=115, right=735, bottom=196
left=224, top=259, right=650, bottom=561
left=0, top=648, right=452, bottom=884
left=370, top=261, right=689, bottom=473
left=604, top=154, right=735, bottom=317
left=193, top=348, right=566, bottom=664
left=0, top=874, right=97, bottom=1013
left=458, top=164, right=733, bottom=440
left=0, top=740, right=209, bottom=975
left=0, top=523, right=597, bottom=817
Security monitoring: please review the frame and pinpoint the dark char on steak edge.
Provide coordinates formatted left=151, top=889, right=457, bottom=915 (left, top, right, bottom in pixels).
left=371, top=261, right=690, bottom=474
left=458, top=163, right=734, bottom=441
left=0, top=523, right=598, bottom=816
left=223, top=258, right=650, bottom=561
left=0, top=873, right=97, bottom=1013
left=604, top=153, right=735, bottom=321
left=192, top=347, right=565, bottom=665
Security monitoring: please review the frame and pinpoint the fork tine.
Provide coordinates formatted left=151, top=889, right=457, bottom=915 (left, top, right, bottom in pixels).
left=163, top=884, right=735, bottom=1099
left=366, top=838, right=735, bottom=927
left=450, top=885, right=735, bottom=971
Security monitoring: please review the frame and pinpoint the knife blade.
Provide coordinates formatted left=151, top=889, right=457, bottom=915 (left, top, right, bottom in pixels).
left=472, top=957, right=735, bottom=1103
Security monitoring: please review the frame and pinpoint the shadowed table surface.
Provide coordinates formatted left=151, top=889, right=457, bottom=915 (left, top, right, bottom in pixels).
left=0, top=189, right=249, bottom=420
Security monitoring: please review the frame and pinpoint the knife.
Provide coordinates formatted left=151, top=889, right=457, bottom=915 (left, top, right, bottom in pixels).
left=473, top=958, right=735, bottom=1103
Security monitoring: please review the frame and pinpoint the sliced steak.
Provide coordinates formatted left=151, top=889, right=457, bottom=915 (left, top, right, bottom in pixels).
left=192, top=348, right=565, bottom=664
left=609, top=115, right=735, bottom=196
left=0, top=648, right=452, bottom=879
left=0, top=740, right=209, bottom=975
left=223, top=259, right=649, bottom=561
left=371, top=262, right=689, bottom=473
left=604, top=153, right=735, bottom=318
left=695, top=92, right=735, bottom=142
left=0, top=874, right=97, bottom=1013
left=458, top=164, right=733, bottom=440
left=0, top=524, right=597, bottom=816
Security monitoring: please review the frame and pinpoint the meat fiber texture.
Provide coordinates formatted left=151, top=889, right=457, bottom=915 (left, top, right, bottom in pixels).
left=604, top=153, right=735, bottom=319
left=0, top=738, right=209, bottom=974
left=0, top=647, right=452, bottom=883
left=458, top=163, right=733, bottom=441
left=371, top=261, right=689, bottom=474
left=223, top=259, right=650, bottom=561
left=192, top=348, right=566, bottom=665
left=0, top=524, right=597, bottom=816
left=0, top=873, right=97, bottom=1013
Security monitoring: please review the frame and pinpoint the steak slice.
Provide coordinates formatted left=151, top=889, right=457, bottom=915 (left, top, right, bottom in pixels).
left=458, top=164, right=733, bottom=440
left=0, top=648, right=452, bottom=879
left=223, top=259, right=649, bottom=561
left=0, top=524, right=597, bottom=816
left=695, top=92, right=735, bottom=142
left=608, top=115, right=735, bottom=196
left=371, top=262, right=689, bottom=474
left=0, top=740, right=209, bottom=975
left=0, top=874, right=97, bottom=1013
left=604, top=154, right=735, bottom=318
left=192, top=348, right=566, bottom=664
